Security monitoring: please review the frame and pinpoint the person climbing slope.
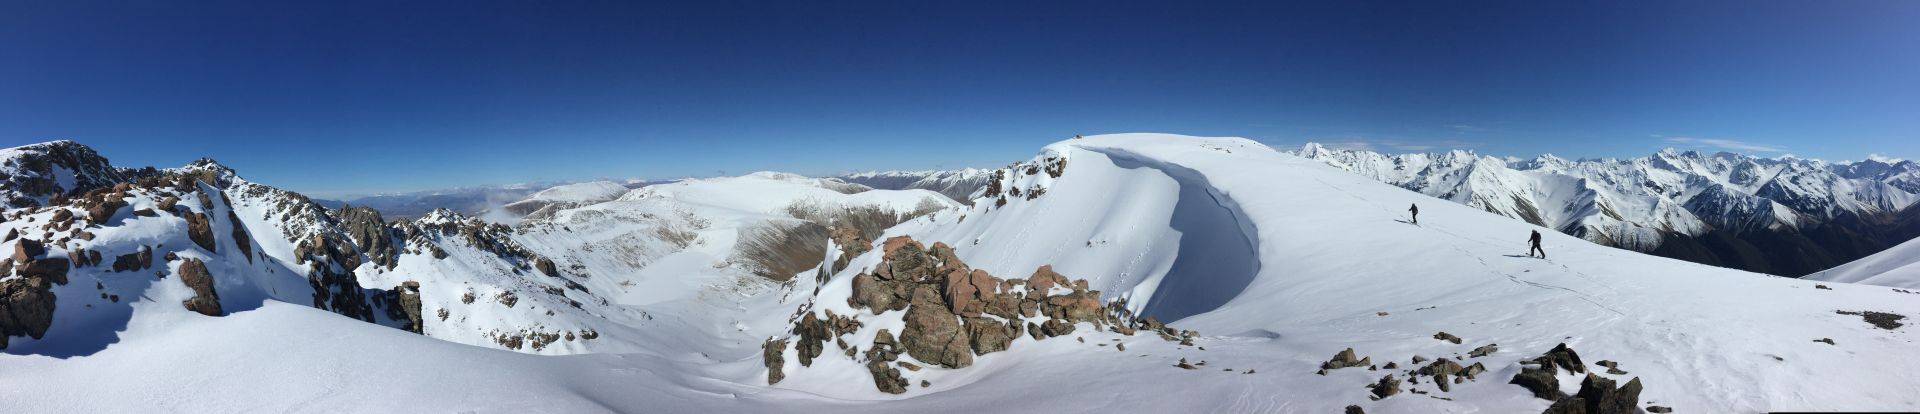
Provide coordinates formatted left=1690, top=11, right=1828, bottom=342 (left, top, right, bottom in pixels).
left=1528, top=230, right=1545, bottom=259
left=1408, top=203, right=1419, bottom=225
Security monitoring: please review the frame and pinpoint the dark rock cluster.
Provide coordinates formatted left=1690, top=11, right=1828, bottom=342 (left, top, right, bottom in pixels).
left=1507, top=343, right=1647, bottom=414
left=769, top=236, right=1180, bottom=393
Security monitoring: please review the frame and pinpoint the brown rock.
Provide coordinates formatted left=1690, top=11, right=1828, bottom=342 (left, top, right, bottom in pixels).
left=1321, top=348, right=1372, bottom=370
left=1040, top=318, right=1076, bottom=337
left=0, top=277, right=59, bottom=349
left=963, top=316, right=1014, bottom=355
left=535, top=257, right=559, bottom=277
left=900, top=286, right=972, bottom=368
left=762, top=338, right=787, bottom=385
left=12, top=238, right=46, bottom=262
left=177, top=258, right=222, bottom=316
left=185, top=212, right=217, bottom=253
left=1027, top=265, right=1070, bottom=292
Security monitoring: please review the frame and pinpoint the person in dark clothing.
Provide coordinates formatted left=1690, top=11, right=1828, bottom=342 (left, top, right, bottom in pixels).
left=1408, top=203, right=1419, bottom=224
left=1528, top=230, right=1545, bottom=258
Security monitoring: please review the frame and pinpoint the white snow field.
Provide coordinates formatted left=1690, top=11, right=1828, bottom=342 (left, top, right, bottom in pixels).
left=1810, top=237, right=1920, bottom=289
left=5, top=134, right=1919, bottom=413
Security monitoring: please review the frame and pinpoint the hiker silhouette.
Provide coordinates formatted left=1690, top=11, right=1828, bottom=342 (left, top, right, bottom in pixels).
left=1408, top=203, right=1419, bottom=224
left=1528, top=230, right=1545, bottom=258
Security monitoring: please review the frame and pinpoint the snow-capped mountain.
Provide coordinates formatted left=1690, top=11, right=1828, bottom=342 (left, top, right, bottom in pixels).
left=6, top=135, right=1919, bottom=413
left=838, top=168, right=996, bottom=204
left=1294, top=143, right=1920, bottom=276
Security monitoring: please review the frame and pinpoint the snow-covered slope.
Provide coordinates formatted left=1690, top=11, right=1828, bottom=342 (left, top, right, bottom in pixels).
left=1295, top=143, right=1920, bottom=276
left=838, top=168, right=996, bottom=205
left=1809, top=236, right=1920, bottom=289
left=7, top=135, right=1920, bottom=413
left=762, top=134, right=1920, bottom=412
left=497, top=180, right=633, bottom=222
left=510, top=171, right=957, bottom=304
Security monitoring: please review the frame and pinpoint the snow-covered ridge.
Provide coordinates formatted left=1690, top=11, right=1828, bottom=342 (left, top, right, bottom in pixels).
left=1810, top=236, right=1920, bottom=289
left=1294, top=142, right=1920, bottom=276
left=838, top=168, right=996, bottom=205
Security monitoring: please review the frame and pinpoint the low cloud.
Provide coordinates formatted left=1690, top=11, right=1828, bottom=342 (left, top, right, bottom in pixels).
left=1661, top=137, right=1785, bottom=153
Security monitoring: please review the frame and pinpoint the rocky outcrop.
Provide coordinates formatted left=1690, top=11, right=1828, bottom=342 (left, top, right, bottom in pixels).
left=1510, top=343, right=1594, bottom=401
left=333, top=206, right=397, bottom=269
left=763, top=338, right=788, bottom=384
left=12, top=239, right=69, bottom=285
left=384, top=281, right=424, bottom=334
left=902, top=285, right=972, bottom=368
left=1541, top=374, right=1645, bottom=414
left=226, top=210, right=253, bottom=262
left=1320, top=348, right=1372, bottom=372
left=779, top=235, right=1183, bottom=394
left=0, top=276, right=58, bottom=349
left=185, top=212, right=217, bottom=253
left=112, top=246, right=153, bottom=272
left=1836, top=310, right=1907, bottom=330
left=177, top=258, right=222, bottom=316
left=1370, top=374, right=1401, bottom=399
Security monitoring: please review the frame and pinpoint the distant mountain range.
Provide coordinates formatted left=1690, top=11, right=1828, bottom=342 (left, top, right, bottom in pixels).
left=1293, top=143, right=1920, bottom=276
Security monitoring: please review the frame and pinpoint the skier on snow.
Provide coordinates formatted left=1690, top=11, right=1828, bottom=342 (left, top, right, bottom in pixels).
left=1528, top=230, right=1545, bottom=259
left=1408, top=203, right=1419, bottom=225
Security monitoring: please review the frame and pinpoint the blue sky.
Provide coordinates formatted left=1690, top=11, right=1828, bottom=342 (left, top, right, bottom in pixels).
left=3, top=1, right=1916, bottom=196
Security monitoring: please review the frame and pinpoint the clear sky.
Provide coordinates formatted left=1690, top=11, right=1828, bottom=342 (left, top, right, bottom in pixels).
left=3, top=1, right=1916, bottom=196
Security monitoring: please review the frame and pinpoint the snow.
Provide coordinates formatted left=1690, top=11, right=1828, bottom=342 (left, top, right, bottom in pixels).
left=1294, top=143, right=1920, bottom=251
left=7, top=134, right=1920, bottom=412
left=1809, top=237, right=1920, bottom=289
left=521, top=180, right=630, bottom=204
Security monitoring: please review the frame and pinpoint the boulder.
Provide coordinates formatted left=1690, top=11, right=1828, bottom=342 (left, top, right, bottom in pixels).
left=12, top=238, right=45, bottom=262
left=177, top=258, right=222, bottom=316
left=866, top=360, right=909, bottom=394
left=1040, top=318, right=1076, bottom=337
left=1433, top=331, right=1462, bottom=344
left=1321, top=348, right=1371, bottom=371
left=900, top=286, right=972, bottom=368
left=388, top=281, right=424, bottom=334
left=1371, top=374, right=1401, bottom=398
left=185, top=212, right=217, bottom=253
left=793, top=312, right=831, bottom=366
left=535, top=257, right=559, bottom=277
left=16, top=257, right=70, bottom=286
left=850, top=273, right=910, bottom=312
left=943, top=268, right=996, bottom=317
left=0, top=277, right=58, bottom=349
left=878, top=236, right=935, bottom=283
left=762, top=338, right=788, bottom=385
left=112, top=246, right=153, bottom=272
left=86, top=197, right=125, bottom=223
left=1469, top=344, right=1499, bottom=358
left=1509, top=367, right=1561, bottom=400
left=1570, top=374, right=1642, bottom=414
left=1027, top=265, right=1070, bottom=292
left=963, top=317, right=1014, bottom=355
left=1044, top=289, right=1104, bottom=322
